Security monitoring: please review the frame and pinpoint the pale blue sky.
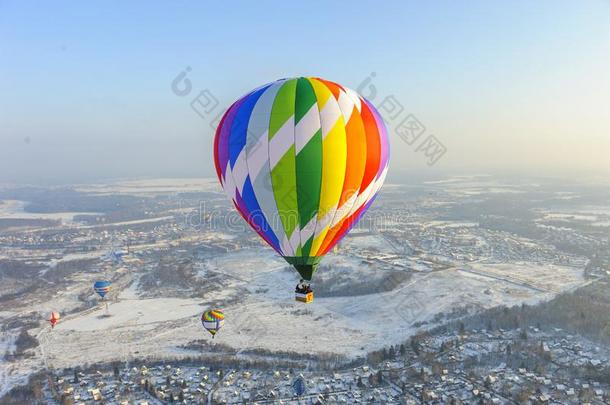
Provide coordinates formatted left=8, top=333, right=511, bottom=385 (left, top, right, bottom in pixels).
left=1, top=1, right=609, bottom=184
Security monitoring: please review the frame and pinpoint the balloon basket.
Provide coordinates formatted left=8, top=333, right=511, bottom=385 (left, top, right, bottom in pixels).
left=295, top=292, right=314, bottom=303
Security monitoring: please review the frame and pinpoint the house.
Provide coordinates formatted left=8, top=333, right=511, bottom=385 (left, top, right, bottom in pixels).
left=89, top=388, right=102, bottom=401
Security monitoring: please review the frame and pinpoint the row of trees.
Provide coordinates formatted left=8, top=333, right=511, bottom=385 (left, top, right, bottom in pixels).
left=0, top=372, right=46, bottom=405
left=451, top=279, right=610, bottom=344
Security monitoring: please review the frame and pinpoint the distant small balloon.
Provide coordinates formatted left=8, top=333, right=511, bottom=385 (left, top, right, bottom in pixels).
left=293, top=375, right=306, bottom=396
left=48, top=311, right=60, bottom=328
left=201, top=309, right=225, bottom=339
left=93, top=280, right=111, bottom=299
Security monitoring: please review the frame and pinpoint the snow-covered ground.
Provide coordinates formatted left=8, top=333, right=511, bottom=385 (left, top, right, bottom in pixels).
left=74, top=178, right=221, bottom=196
left=37, top=249, right=585, bottom=370
left=466, top=262, right=584, bottom=294
left=535, top=206, right=610, bottom=227
left=0, top=331, right=19, bottom=398
left=0, top=200, right=101, bottom=225
left=56, top=298, right=204, bottom=333
left=0, top=176, right=601, bottom=397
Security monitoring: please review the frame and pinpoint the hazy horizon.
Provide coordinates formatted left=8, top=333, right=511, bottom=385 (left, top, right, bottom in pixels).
left=2, top=1, right=609, bottom=185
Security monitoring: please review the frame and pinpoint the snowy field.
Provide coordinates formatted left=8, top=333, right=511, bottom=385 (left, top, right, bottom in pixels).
left=0, top=200, right=101, bottom=225
left=466, top=263, right=585, bottom=294
left=74, top=178, right=221, bottom=196
left=536, top=206, right=610, bottom=227
left=55, top=298, right=204, bottom=333
left=37, top=249, right=586, bottom=370
left=0, top=176, right=600, bottom=396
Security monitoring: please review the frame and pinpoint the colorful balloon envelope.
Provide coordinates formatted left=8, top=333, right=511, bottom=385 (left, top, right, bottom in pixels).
left=214, top=77, right=389, bottom=281
left=48, top=311, right=60, bottom=328
left=201, top=309, right=225, bottom=338
left=93, top=280, right=111, bottom=299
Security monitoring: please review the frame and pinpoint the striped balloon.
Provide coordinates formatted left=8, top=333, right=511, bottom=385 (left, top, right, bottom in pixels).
left=93, top=280, right=111, bottom=299
left=201, top=309, right=225, bottom=337
left=213, top=77, right=389, bottom=280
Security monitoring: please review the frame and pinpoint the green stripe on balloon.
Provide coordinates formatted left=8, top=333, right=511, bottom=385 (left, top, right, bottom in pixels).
left=300, top=237, right=314, bottom=259
left=284, top=255, right=323, bottom=281
left=294, top=78, right=316, bottom=122
left=294, top=78, right=322, bottom=257
left=269, top=79, right=296, bottom=139
left=272, top=145, right=299, bottom=245
left=270, top=80, right=299, bottom=250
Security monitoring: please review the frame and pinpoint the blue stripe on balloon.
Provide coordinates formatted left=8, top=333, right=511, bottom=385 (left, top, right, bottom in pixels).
left=228, top=85, right=270, bottom=167
left=240, top=176, right=280, bottom=251
left=233, top=186, right=281, bottom=254
left=223, top=83, right=281, bottom=254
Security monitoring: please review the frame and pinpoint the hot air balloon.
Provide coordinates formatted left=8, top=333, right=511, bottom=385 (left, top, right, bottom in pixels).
left=213, top=77, right=389, bottom=301
left=292, top=375, right=306, bottom=396
left=93, top=280, right=112, bottom=315
left=48, top=312, right=60, bottom=329
left=93, top=280, right=111, bottom=299
left=201, top=309, right=225, bottom=339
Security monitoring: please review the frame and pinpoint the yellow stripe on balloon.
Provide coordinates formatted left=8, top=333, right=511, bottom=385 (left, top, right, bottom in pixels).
left=308, top=78, right=347, bottom=256
left=317, top=90, right=368, bottom=255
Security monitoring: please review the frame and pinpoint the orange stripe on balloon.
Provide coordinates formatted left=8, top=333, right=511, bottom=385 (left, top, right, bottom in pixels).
left=315, top=77, right=344, bottom=99
left=319, top=196, right=368, bottom=256
left=319, top=100, right=382, bottom=256
left=359, top=99, right=381, bottom=192
left=317, top=85, right=368, bottom=255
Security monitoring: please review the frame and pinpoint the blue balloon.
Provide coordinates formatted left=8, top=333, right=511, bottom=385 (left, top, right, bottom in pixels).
left=93, top=280, right=111, bottom=299
left=292, top=376, right=306, bottom=396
